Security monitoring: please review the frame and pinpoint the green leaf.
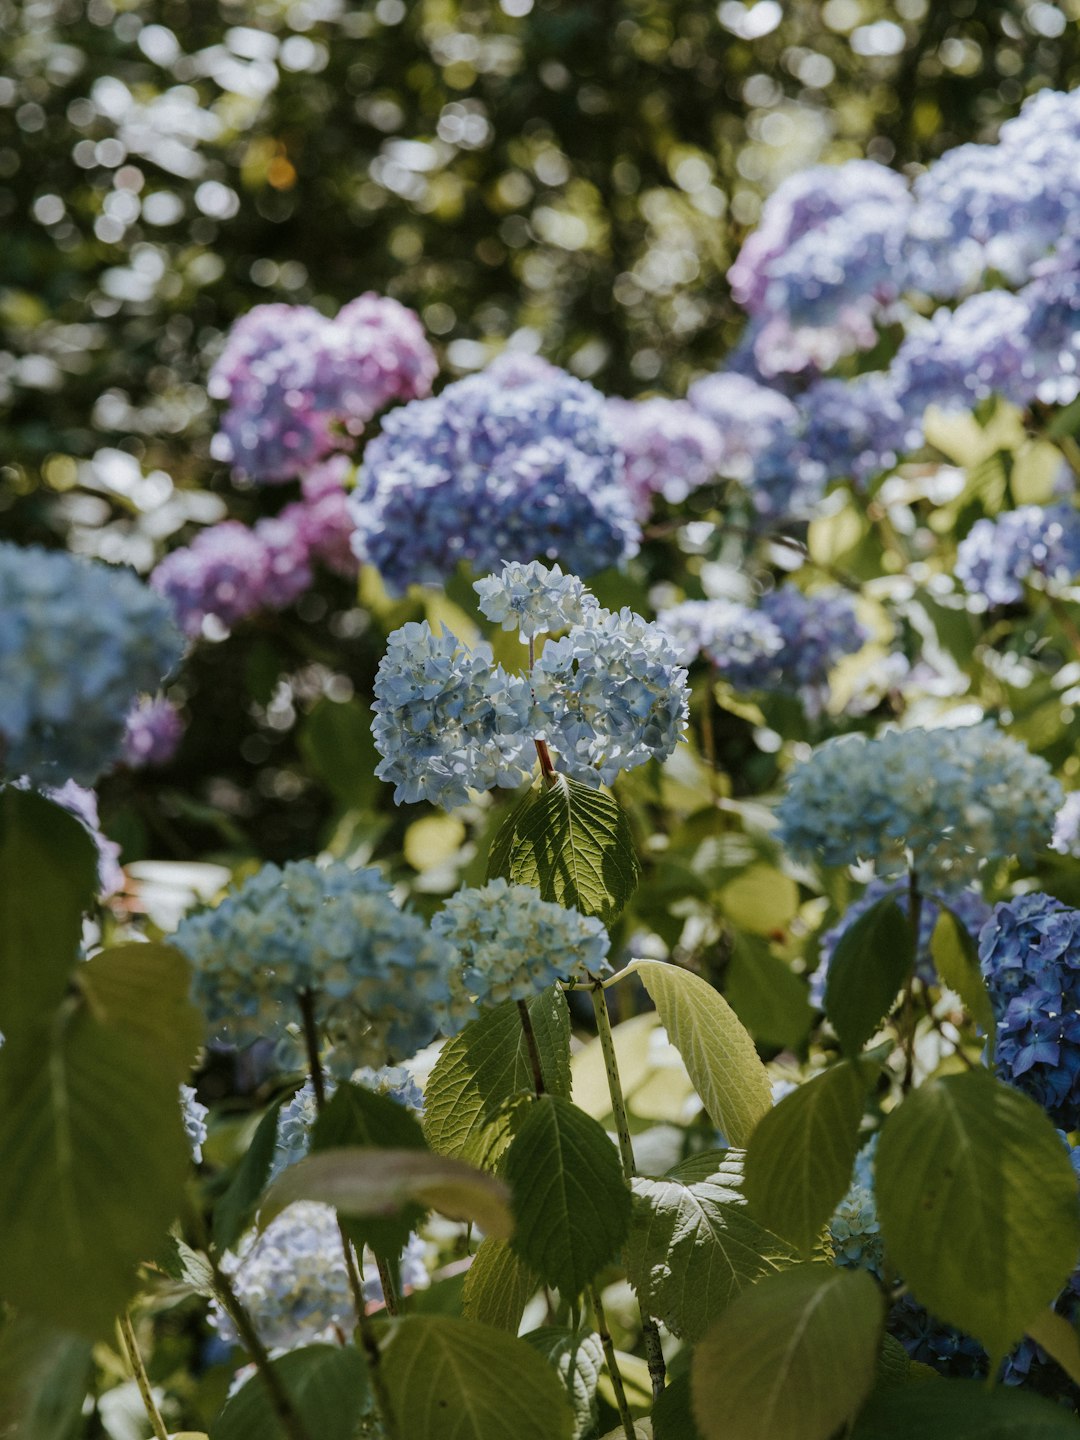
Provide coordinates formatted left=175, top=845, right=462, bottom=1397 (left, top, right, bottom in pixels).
left=0, top=787, right=98, bottom=1042
left=0, top=1315, right=92, bottom=1440
left=1026, top=1310, right=1080, bottom=1388
left=503, top=1094, right=631, bottom=1297
left=0, top=945, right=198, bottom=1337
left=626, top=1151, right=797, bottom=1342
left=488, top=774, right=640, bottom=926
left=521, top=1328, right=604, bottom=1440
left=875, top=1333, right=914, bottom=1391
left=298, top=697, right=381, bottom=809
left=212, top=1344, right=367, bottom=1440
left=743, top=1060, right=868, bottom=1254
left=824, top=897, right=914, bottom=1056
left=716, top=865, right=799, bottom=936
left=850, top=1379, right=1080, bottom=1439
left=311, top=1082, right=427, bottom=1256
left=261, top=1147, right=513, bottom=1239
left=462, top=1238, right=537, bottom=1333
left=690, top=1264, right=883, bottom=1440
left=875, top=1069, right=1080, bottom=1366
left=424, top=988, right=571, bottom=1168
left=724, top=935, right=814, bottom=1052
left=930, top=907, right=995, bottom=1042
left=381, top=1316, right=574, bottom=1440
left=652, top=1372, right=703, bottom=1440
left=619, top=960, right=771, bottom=1146
left=213, top=1097, right=289, bottom=1252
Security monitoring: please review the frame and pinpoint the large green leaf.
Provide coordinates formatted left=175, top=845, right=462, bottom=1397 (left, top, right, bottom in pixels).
left=0, top=787, right=98, bottom=1042
left=213, top=1096, right=289, bottom=1252
left=462, top=1238, right=537, bottom=1333
left=743, top=1060, right=868, bottom=1254
left=1026, top=1309, right=1080, bottom=1389
left=212, top=1343, right=367, bottom=1440
left=930, top=907, right=995, bottom=1042
left=488, top=774, right=640, bottom=925
left=724, top=935, right=814, bottom=1052
left=522, top=1328, right=604, bottom=1440
left=0, top=1315, right=92, bottom=1440
left=0, top=945, right=198, bottom=1336
left=690, top=1265, right=883, bottom=1440
left=850, top=1379, right=1080, bottom=1439
left=503, top=1094, right=630, bottom=1297
left=824, top=897, right=914, bottom=1056
left=298, top=697, right=381, bottom=809
left=626, top=1151, right=797, bottom=1342
left=619, top=960, right=771, bottom=1146
left=261, top=1147, right=513, bottom=1239
left=652, top=1372, right=703, bottom=1440
left=424, top=988, right=571, bottom=1168
left=875, top=1069, right=1080, bottom=1365
left=381, top=1316, right=574, bottom=1440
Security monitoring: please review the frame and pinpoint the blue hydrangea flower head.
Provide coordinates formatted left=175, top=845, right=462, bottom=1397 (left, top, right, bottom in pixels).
left=658, top=598, right=784, bottom=671
left=271, top=1067, right=424, bottom=1181
left=0, top=543, right=184, bottom=787
left=180, top=1084, right=209, bottom=1164
left=432, top=878, right=610, bottom=1006
left=777, top=724, right=1062, bottom=887
left=474, top=560, right=599, bottom=640
left=1053, top=792, right=1080, bottom=856
left=605, top=396, right=725, bottom=516
left=686, top=372, right=800, bottom=488
left=890, top=291, right=1035, bottom=420
left=828, top=1184, right=884, bottom=1277
left=171, top=860, right=464, bottom=1065
left=955, top=505, right=1080, bottom=606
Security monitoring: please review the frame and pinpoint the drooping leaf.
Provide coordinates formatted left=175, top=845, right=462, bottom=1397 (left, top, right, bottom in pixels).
left=849, top=1379, right=1080, bottom=1439
left=380, top=1316, right=574, bottom=1440
left=691, top=1264, right=883, bottom=1440
left=824, top=897, right=914, bottom=1056
left=0, top=946, right=198, bottom=1336
left=462, top=1238, right=537, bottom=1333
left=1026, top=1310, right=1080, bottom=1389
left=724, top=935, right=814, bottom=1052
left=212, top=1343, right=367, bottom=1440
left=488, top=774, right=640, bottom=926
left=930, top=907, right=995, bottom=1042
left=743, top=1060, right=868, bottom=1254
left=213, top=1096, right=289, bottom=1252
left=0, top=1314, right=92, bottom=1440
left=522, top=1328, right=604, bottom=1440
left=618, top=960, right=771, bottom=1146
left=875, top=1070, right=1079, bottom=1366
left=503, top=1094, right=631, bottom=1298
left=0, top=787, right=98, bottom=1042
left=260, top=1147, right=513, bottom=1239
left=626, top=1151, right=797, bottom=1342
left=424, top=988, right=571, bottom=1168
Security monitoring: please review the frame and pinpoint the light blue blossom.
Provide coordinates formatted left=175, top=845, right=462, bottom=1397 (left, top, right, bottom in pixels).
left=474, top=560, right=598, bottom=640
left=829, top=1184, right=884, bottom=1277
left=180, top=1084, right=209, bottom=1164
left=1053, top=792, right=1080, bottom=856
left=955, top=504, right=1080, bottom=606
left=271, top=1067, right=425, bottom=1181
left=658, top=598, right=784, bottom=671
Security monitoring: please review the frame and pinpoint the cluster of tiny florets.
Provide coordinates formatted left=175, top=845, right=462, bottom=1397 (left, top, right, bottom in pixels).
left=776, top=724, right=1062, bottom=886
left=0, top=543, right=183, bottom=787
left=122, top=694, right=185, bottom=769
left=180, top=1084, right=209, bottom=1164
left=271, top=1067, right=424, bottom=1181
left=605, top=396, right=725, bottom=517
left=955, top=505, right=1080, bottom=606
left=432, top=878, right=611, bottom=1005
left=474, top=560, right=598, bottom=640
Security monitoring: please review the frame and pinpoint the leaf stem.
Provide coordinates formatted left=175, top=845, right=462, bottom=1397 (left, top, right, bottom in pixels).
left=589, top=1283, right=637, bottom=1440
left=118, top=1312, right=169, bottom=1440
left=534, top=737, right=556, bottom=781
left=901, top=871, right=923, bottom=1095
left=210, top=1259, right=314, bottom=1440
left=517, top=998, right=547, bottom=1096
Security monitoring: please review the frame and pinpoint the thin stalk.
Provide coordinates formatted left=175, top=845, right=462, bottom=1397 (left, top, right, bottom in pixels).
left=118, top=1313, right=169, bottom=1440
left=517, top=998, right=547, bottom=1095
left=901, top=872, right=924, bottom=1094
left=535, top=736, right=556, bottom=781
left=210, top=1259, right=314, bottom=1440
left=375, top=1256, right=400, bottom=1317
left=589, top=1283, right=637, bottom=1440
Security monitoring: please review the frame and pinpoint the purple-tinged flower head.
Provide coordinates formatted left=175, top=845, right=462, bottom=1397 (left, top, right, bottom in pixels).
left=0, top=544, right=183, bottom=787
left=1016, top=257, right=1080, bottom=407
left=252, top=510, right=314, bottom=612
left=1053, top=792, right=1080, bottom=857
left=605, top=396, right=725, bottom=517
left=297, top=455, right=358, bottom=579
left=890, top=291, right=1035, bottom=420
left=686, top=373, right=800, bottom=488
left=151, top=521, right=272, bottom=638
left=980, top=893, right=1080, bottom=1128
left=955, top=504, right=1080, bottom=606
left=350, top=354, right=639, bottom=593
left=122, top=694, right=184, bottom=769
left=325, top=294, right=438, bottom=435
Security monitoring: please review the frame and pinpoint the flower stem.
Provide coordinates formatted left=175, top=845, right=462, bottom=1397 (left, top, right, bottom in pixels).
left=210, top=1259, right=314, bottom=1440
left=517, top=998, right=547, bottom=1095
left=118, top=1312, right=169, bottom=1440
left=535, top=737, right=556, bottom=781
left=901, top=871, right=923, bottom=1094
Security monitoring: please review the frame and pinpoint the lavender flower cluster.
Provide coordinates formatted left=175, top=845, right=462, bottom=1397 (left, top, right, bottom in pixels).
left=349, top=355, right=639, bottom=593
left=122, top=694, right=185, bottom=769
left=955, top=504, right=1080, bottom=606
left=209, top=296, right=436, bottom=483
left=605, top=396, right=725, bottom=517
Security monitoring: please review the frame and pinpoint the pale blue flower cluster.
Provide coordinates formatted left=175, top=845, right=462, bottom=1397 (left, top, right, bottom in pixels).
left=432, top=879, right=610, bottom=1005
left=829, top=1185, right=883, bottom=1276
left=474, top=560, right=598, bottom=640
left=171, top=860, right=463, bottom=1064
left=0, top=544, right=183, bottom=786
left=686, top=371, right=800, bottom=488
left=1053, top=792, right=1080, bottom=856
left=349, top=354, right=639, bottom=593
left=605, top=396, right=725, bottom=517
left=123, top=695, right=185, bottom=768
left=955, top=504, right=1080, bottom=606
left=180, top=1084, right=209, bottom=1164
left=271, top=1068, right=424, bottom=1181
left=777, top=724, right=1062, bottom=886
left=658, top=598, right=783, bottom=671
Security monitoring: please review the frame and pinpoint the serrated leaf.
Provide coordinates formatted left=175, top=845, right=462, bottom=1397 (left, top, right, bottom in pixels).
left=0, top=946, right=198, bottom=1337
left=261, top=1147, right=513, bottom=1239
left=825, top=897, right=914, bottom=1056
left=724, top=935, right=814, bottom=1052
left=522, top=1328, right=604, bottom=1440
left=462, top=1238, right=537, bottom=1332
left=503, top=1094, right=630, bottom=1297
left=875, top=1332, right=914, bottom=1391
left=619, top=960, right=771, bottom=1146
left=159, top=1236, right=217, bottom=1299
left=1026, top=1309, right=1080, bottom=1388
left=0, top=1314, right=92, bottom=1440
left=626, top=1151, right=797, bottom=1342
left=744, top=1060, right=868, bottom=1254
left=850, top=1378, right=1080, bottom=1438
left=931, top=907, right=995, bottom=1041
left=424, top=989, right=571, bottom=1168
left=213, top=1098, right=289, bottom=1252
left=875, top=1069, right=1079, bottom=1366
left=381, top=1316, right=574, bottom=1440
left=0, top=787, right=98, bottom=1042
left=212, top=1343, right=367, bottom=1440
left=488, top=774, right=640, bottom=926
left=691, top=1264, right=883, bottom=1440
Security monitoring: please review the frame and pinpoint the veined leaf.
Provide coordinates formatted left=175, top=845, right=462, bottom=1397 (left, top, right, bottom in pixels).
left=522, top=1328, right=604, bottom=1440
left=850, top=1379, right=1080, bottom=1438
left=824, top=897, right=914, bottom=1057
left=213, top=1343, right=367, bottom=1440
left=462, top=1238, right=537, bottom=1333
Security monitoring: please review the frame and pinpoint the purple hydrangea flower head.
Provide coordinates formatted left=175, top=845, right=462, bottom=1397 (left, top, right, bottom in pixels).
left=350, top=355, right=639, bottom=593
left=657, top=597, right=784, bottom=670
left=326, top=293, right=439, bottom=434
left=252, top=510, right=313, bottom=611
left=686, top=372, right=800, bottom=488
left=1016, top=258, right=1080, bottom=407
left=151, top=521, right=273, bottom=638
left=605, top=397, right=725, bottom=517
left=0, top=544, right=183, bottom=787
left=955, top=504, right=1080, bottom=605
left=890, top=291, right=1035, bottom=419
left=298, top=455, right=359, bottom=578
left=122, top=694, right=185, bottom=769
